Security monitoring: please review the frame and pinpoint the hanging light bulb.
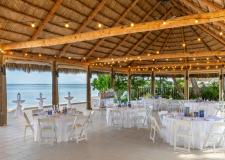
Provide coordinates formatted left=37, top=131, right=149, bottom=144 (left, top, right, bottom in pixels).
left=130, top=23, right=134, bottom=27
left=197, top=38, right=201, bottom=41
left=219, top=32, right=223, bottom=36
left=31, top=23, right=35, bottom=28
left=195, top=19, right=198, bottom=23
left=64, top=23, right=69, bottom=28
left=98, top=23, right=102, bottom=28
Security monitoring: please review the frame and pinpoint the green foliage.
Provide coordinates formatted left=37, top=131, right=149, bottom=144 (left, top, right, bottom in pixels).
left=200, top=82, right=219, bottom=101
left=131, top=76, right=150, bottom=100
left=92, top=74, right=111, bottom=93
left=114, top=75, right=128, bottom=102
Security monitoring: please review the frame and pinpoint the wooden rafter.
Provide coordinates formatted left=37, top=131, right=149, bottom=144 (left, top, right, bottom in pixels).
left=84, top=0, right=140, bottom=58
left=0, top=10, right=225, bottom=50
left=160, top=29, right=172, bottom=53
left=190, top=26, right=211, bottom=51
left=31, top=0, right=63, bottom=40
left=123, top=7, right=173, bottom=56
left=180, top=0, right=225, bottom=30
left=90, top=51, right=225, bottom=63
left=172, top=1, right=225, bottom=46
left=59, top=0, right=108, bottom=56
left=105, top=1, right=164, bottom=58
left=4, top=51, right=88, bottom=68
left=181, top=27, right=187, bottom=52
left=200, top=0, right=224, bottom=11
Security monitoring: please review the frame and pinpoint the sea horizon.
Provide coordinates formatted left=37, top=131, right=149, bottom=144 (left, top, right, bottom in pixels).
left=7, top=84, right=98, bottom=109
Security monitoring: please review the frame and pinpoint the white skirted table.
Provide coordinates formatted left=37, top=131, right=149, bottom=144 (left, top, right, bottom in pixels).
left=106, top=107, right=146, bottom=128
left=33, top=111, right=83, bottom=143
left=161, top=115, right=224, bottom=149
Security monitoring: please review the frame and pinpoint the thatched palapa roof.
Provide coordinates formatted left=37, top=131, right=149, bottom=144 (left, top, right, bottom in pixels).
left=0, top=0, right=224, bottom=74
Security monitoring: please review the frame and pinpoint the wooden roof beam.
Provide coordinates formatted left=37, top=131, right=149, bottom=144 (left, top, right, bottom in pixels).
left=0, top=10, right=225, bottom=50
left=129, top=61, right=224, bottom=69
left=3, top=51, right=88, bottom=68
left=84, top=0, right=140, bottom=59
left=59, top=0, right=108, bottom=56
left=31, top=0, right=63, bottom=40
left=181, top=0, right=225, bottom=30
left=90, top=51, right=225, bottom=63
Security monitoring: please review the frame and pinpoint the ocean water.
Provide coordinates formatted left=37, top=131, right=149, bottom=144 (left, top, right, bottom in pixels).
left=7, top=84, right=98, bottom=109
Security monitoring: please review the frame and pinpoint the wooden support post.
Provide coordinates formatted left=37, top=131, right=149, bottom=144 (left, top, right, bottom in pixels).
left=151, top=71, right=155, bottom=97
left=52, top=61, right=59, bottom=105
left=0, top=55, right=7, bottom=126
left=86, top=66, right=92, bottom=110
left=184, top=70, right=189, bottom=100
left=219, top=68, right=224, bottom=101
left=110, top=68, right=115, bottom=90
left=128, top=71, right=131, bottom=101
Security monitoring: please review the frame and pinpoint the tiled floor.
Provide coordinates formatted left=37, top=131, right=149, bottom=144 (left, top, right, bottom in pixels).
left=0, top=111, right=224, bottom=160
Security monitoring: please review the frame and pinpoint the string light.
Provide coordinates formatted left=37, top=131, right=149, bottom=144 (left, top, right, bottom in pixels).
left=97, top=57, right=100, bottom=61
left=130, top=23, right=134, bottom=27
left=31, top=23, right=35, bottom=28
left=179, top=58, right=182, bottom=61
left=193, top=58, right=196, bottom=61
left=98, top=23, right=102, bottom=28
left=197, top=38, right=201, bottom=41
left=156, top=51, right=159, bottom=54
left=64, top=23, right=69, bottom=28
left=24, top=53, right=28, bottom=56
left=38, top=53, right=42, bottom=57
left=166, top=59, right=168, bottom=61
left=182, top=43, right=186, bottom=47
left=68, top=57, right=71, bottom=59
left=163, top=21, right=166, bottom=25
left=147, top=53, right=150, bottom=56
left=219, top=32, right=223, bottom=36
left=195, top=19, right=198, bottom=23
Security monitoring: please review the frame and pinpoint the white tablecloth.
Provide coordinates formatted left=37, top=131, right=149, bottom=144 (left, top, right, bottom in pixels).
left=162, top=115, right=224, bottom=149
left=34, top=114, right=77, bottom=142
left=106, top=107, right=146, bottom=128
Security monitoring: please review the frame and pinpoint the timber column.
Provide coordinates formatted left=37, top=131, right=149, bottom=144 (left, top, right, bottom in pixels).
left=184, top=70, right=189, bottom=100
left=219, top=68, right=224, bottom=101
left=128, top=71, right=131, bottom=101
left=86, top=66, right=91, bottom=110
left=52, top=61, right=59, bottom=106
left=0, top=55, right=7, bottom=126
left=151, top=71, right=155, bottom=97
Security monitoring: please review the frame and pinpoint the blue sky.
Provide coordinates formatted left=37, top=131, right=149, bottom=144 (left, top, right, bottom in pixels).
left=6, top=70, right=88, bottom=84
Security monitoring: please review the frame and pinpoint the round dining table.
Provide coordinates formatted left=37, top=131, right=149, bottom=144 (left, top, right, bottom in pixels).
left=161, top=115, right=224, bottom=149
left=33, top=111, right=83, bottom=143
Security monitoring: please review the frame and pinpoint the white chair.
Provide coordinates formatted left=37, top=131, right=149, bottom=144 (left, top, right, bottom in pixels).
left=68, top=116, right=91, bottom=143
left=38, top=117, right=57, bottom=143
left=87, top=110, right=95, bottom=124
left=158, top=111, right=168, bottom=124
left=174, top=120, right=192, bottom=152
left=149, top=116, right=162, bottom=143
left=24, top=112, right=34, bottom=140
left=91, top=97, right=100, bottom=110
left=134, top=108, right=146, bottom=129
left=110, top=109, right=123, bottom=128
left=202, top=122, right=225, bottom=152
